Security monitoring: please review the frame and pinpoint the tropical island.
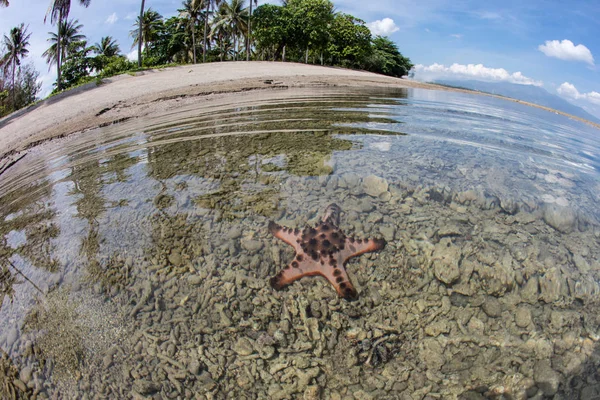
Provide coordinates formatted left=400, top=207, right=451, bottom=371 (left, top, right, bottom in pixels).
left=0, top=0, right=413, bottom=116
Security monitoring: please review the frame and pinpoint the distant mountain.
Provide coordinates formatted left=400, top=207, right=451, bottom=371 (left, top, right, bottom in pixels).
left=433, top=79, right=600, bottom=124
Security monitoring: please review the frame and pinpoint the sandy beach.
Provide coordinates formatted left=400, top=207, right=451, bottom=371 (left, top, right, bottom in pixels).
left=0, top=61, right=598, bottom=170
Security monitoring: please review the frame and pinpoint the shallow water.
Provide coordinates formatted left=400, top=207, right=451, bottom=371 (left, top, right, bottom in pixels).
left=1, top=87, right=600, bottom=399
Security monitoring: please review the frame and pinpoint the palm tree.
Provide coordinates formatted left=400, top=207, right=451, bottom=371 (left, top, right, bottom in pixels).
left=246, top=0, right=257, bottom=61
left=0, top=0, right=9, bottom=7
left=211, top=0, right=248, bottom=60
left=42, top=19, right=85, bottom=71
left=130, top=9, right=163, bottom=59
left=0, top=24, right=31, bottom=109
left=203, top=0, right=221, bottom=62
left=93, top=36, right=120, bottom=57
left=45, top=0, right=91, bottom=90
left=137, top=0, right=145, bottom=67
left=178, top=0, right=203, bottom=64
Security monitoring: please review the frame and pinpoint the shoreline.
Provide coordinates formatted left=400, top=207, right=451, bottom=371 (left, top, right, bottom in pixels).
left=0, top=61, right=598, bottom=172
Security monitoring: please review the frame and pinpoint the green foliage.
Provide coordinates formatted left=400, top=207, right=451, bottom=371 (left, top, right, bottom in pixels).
left=252, top=0, right=412, bottom=77
left=252, top=4, right=288, bottom=60
left=286, top=0, right=334, bottom=58
left=0, top=62, right=40, bottom=117
left=327, top=13, right=371, bottom=67
left=57, top=40, right=97, bottom=90
left=98, top=56, right=135, bottom=77
left=365, top=36, right=414, bottom=78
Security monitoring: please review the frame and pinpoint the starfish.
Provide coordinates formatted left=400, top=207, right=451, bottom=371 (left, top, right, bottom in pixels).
left=268, top=203, right=386, bottom=301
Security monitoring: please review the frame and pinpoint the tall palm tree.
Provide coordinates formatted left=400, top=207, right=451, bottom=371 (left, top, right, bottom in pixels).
left=42, top=19, right=85, bottom=71
left=246, top=0, right=257, bottom=61
left=211, top=0, right=248, bottom=60
left=178, top=0, right=203, bottom=64
left=0, top=0, right=9, bottom=7
left=137, top=0, right=145, bottom=67
left=93, top=36, right=120, bottom=57
left=129, top=9, right=163, bottom=59
left=0, top=24, right=31, bottom=109
left=45, top=0, right=91, bottom=90
left=203, top=0, right=221, bottom=63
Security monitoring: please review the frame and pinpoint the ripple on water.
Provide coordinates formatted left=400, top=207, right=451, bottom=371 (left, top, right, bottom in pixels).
left=1, top=87, right=600, bottom=398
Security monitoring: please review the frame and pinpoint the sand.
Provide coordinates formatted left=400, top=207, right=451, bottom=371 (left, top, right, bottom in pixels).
left=0, top=61, right=598, bottom=170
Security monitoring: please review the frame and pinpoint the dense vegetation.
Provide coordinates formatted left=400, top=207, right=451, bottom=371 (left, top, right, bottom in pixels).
left=0, top=0, right=413, bottom=117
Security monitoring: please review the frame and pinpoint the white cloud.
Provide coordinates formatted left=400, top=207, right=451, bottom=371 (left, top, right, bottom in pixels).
left=557, top=82, right=600, bottom=105
left=415, top=63, right=542, bottom=86
left=450, top=34, right=463, bottom=39
left=413, top=63, right=543, bottom=86
left=125, top=12, right=138, bottom=21
left=538, top=40, right=594, bottom=65
left=367, top=18, right=399, bottom=36
left=126, top=49, right=138, bottom=62
left=105, top=12, right=118, bottom=25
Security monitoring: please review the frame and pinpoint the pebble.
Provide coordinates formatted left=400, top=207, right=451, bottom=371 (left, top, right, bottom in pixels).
left=362, top=175, right=389, bottom=197
left=304, top=385, right=321, bottom=400
left=232, top=337, right=254, bottom=356
left=543, top=204, right=576, bottom=233
left=168, top=251, right=183, bottom=267
left=482, top=296, right=502, bottom=318
left=133, top=379, right=160, bottom=395
left=241, top=239, right=263, bottom=253
left=534, top=360, right=561, bottom=396
left=379, top=226, right=395, bottom=241
left=515, top=307, right=532, bottom=328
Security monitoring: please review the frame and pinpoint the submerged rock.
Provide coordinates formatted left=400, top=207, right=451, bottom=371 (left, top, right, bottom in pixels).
left=362, top=175, right=389, bottom=197
left=543, top=204, right=577, bottom=233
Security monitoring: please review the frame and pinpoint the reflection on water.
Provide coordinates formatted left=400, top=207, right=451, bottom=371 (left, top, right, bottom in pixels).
left=1, top=87, right=600, bottom=398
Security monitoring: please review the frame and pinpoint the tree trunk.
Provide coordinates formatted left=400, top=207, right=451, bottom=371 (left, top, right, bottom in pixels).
left=192, top=28, right=197, bottom=64
left=203, top=1, right=209, bottom=63
left=138, top=0, right=145, bottom=67
left=246, top=0, right=252, bottom=62
left=305, top=47, right=308, bottom=64
left=282, top=45, right=286, bottom=62
left=57, top=11, right=63, bottom=91
left=11, top=59, right=16, bottom=109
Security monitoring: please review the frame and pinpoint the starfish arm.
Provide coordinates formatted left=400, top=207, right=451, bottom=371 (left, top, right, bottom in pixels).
left=343, top=237, right=386, bottom=260
left=320, top=262, right=359, bottom=301
left=268, top=221, right=302, bottom=252
left=270, top=260, right=320, bottom=290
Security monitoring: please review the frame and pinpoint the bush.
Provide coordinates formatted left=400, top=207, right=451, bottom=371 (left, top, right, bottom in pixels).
left=99, top=56, right=136, bottom=78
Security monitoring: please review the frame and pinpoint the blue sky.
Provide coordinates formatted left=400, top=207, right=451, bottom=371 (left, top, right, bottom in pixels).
left=1, top=0, right=599, bottom=117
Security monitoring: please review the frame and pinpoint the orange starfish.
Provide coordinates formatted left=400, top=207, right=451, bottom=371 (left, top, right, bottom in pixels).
left=268, top=203, right=386, bottom=300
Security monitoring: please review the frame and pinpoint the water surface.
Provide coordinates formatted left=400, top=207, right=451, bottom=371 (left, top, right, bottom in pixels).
left=1, top=87, right=600, bottom=399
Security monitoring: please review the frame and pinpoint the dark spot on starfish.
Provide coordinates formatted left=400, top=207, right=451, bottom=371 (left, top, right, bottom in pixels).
left=321, top=224, right=329, bottom=231
left=356, top=239, right=363, bottom=244
left=320, top=233, right=327, bottom=239
left=329, top=258, right=337, bottom=267
left=309, top=238, right=317, bottom=246
left=294, top=228, right=299, bottom=235
left=322, top=240, right=331, bottom=248
left=311, top=251, right=318, bottom=261
left=285, top=265, right=291, bottom=270
left=340, top=244, right=345, bottom=250
left=374, top=238, right=387, bottom=249
left=344, top=287, right=358, bottom=300
left=292, top=261, right=299, bottom=268
left=333, top=269, right=342, bottom=276
left=296, top=254, right=303, bottom=261
left=339, top=282, right=347, bottom=289
left=309, top=228, right=317, bottom=236
left=320, top=260, right=324, bottom=265
left=349, top=237, right=355, bottom=243
left=336, top=276, right=344, bottom=283
left=331, top=232, right=339, bottom=239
